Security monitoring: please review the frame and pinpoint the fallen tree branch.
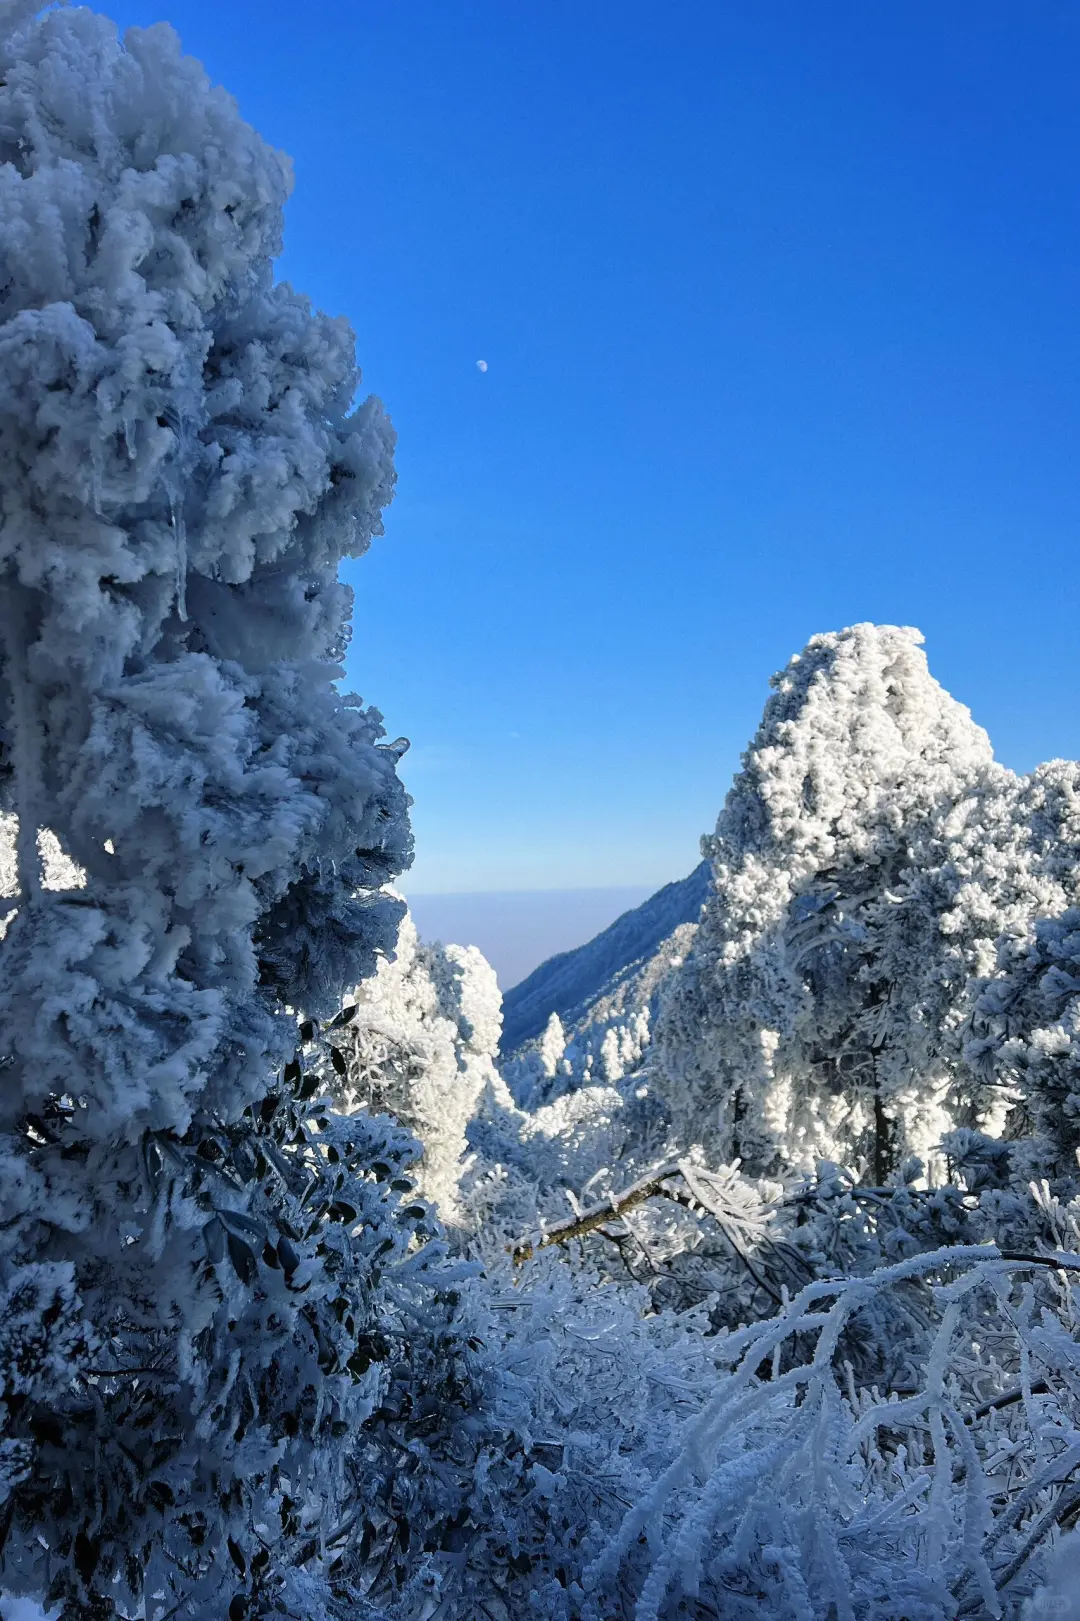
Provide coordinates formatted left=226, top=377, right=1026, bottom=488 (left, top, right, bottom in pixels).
left=511, top=1160, right=682, bottom=1262
left=510, top=1157, right=785, bottom=1309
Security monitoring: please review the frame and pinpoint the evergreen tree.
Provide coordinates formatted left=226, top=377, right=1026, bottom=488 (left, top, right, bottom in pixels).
left=656, top=624, right=1004, bottom=1181
left=330, top=905, right=503, bottom=1222
left=965, top=760, right=1080, bottom=1186
left=0, top=6, right=426, bottom=1614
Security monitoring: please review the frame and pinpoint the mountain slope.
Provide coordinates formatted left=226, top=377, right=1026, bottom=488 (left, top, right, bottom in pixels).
left=499, top=860, right=711, bottom=1056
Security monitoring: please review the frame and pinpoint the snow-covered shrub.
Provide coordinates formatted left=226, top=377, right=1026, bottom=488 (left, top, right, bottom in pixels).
left=0, top=5, right=426, bottom=1614
left=335, top=1250, right=721, bottom=1621
left=324, top=1191, right=1080, bottom=1621
left=588, top=1241, right=1080, bottom=1621
left=462, top=1077, right=641, bottom=1269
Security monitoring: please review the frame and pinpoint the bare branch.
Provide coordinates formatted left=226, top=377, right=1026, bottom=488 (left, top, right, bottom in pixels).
left=511, top=1156, right=785, bottom=1307
left=969, top=1379, right=1049, bottom=1421
left=511, top=1160, right=682, bottom=1262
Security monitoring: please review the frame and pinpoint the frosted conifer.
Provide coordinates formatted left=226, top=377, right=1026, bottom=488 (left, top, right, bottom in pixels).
left=0, top=6, right=428, bottom=1615
left=965, top=761, right=1080, bottom=1185
left=330, top=906, right=503, bottom=1221
left=656, top=625, right=1003, bottom=1180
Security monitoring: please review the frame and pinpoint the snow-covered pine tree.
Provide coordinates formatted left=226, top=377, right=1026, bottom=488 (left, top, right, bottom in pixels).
left=328, top=905, right=503, bottom=1221
left=0, top=6, right=431, bottom=1615
left=656, top=624, right=1006, bottom=1182
left=964, top=761, right=1080, bottom=1188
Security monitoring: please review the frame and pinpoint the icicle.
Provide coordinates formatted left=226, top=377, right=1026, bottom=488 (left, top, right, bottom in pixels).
left=122, top=413, right=136, bottom=460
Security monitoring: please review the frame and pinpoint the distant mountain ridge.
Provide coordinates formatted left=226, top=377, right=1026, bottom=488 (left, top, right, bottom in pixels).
left=499, top=860, right=711, bottom=1056
left=407, top=885, right=655, bottom=991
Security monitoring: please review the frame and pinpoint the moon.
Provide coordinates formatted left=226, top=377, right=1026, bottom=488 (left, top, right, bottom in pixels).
left=476, top=359, right=488, bottom=373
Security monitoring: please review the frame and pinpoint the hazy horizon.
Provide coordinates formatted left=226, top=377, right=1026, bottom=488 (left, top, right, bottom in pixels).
left=405, top=883, right=659, bottom=990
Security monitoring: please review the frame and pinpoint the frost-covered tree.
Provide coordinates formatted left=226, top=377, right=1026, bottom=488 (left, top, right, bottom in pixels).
left=968, top=892, right=1080, bottom=1189
left=0, top=5, right=430, bottom=1615
left=328, top=904, right=503, bottom=1220
left=918, top=758, right=1080, bottom=1163
left=503, top=1010, right=569, bottom=1109
left=657, top=624, right=1007, bottom=1182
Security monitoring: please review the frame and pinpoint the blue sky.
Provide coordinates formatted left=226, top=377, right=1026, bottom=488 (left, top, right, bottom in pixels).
left=115, top=0, right=1080, bottom=893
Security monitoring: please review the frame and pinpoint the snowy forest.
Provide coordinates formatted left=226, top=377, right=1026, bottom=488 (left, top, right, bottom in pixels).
left=1, top=6, right=1080, bottom=1620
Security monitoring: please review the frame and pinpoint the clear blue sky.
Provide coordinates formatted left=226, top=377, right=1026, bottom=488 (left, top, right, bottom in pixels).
left=113, top=0, right=1080, bottom=893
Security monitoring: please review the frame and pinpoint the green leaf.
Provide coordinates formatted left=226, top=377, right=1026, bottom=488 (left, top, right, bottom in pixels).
left=227, top=1234, right=257, bottom=1285
left=146, top=1480, right=175, bottom=1512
